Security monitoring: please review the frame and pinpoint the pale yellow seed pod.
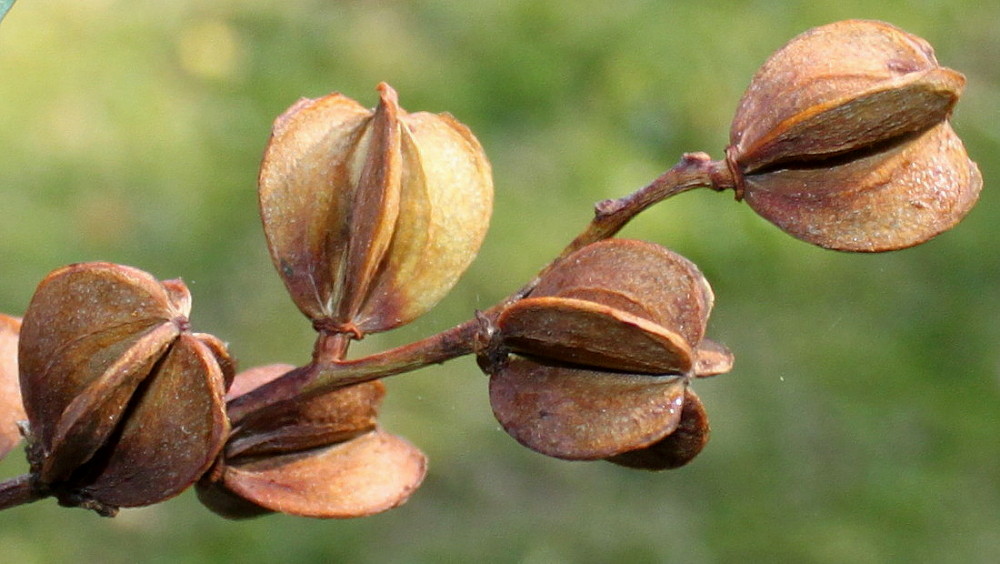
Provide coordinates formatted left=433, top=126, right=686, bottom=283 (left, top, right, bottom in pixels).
left=259, top=83, right=493, bottom=335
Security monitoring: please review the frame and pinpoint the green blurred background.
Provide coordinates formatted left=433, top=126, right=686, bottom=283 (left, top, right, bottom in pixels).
left=1, top=1, right=998, bottom=562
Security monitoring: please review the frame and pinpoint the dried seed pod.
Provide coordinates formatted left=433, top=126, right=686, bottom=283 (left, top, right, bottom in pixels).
left=259, top=82, right=493, bottom=336
left=486, top=239, right=732, bottom=465
left=0, top=314, right=25, bottom=461
left=80, top=334, right=230, bottom=508
left=17, top=263, right=230, bottom=512
left=205, top=429, right=426, bottom=519
left=198, top=364, right=426, bottom=519
left=727, top=20, right=981, bottom=252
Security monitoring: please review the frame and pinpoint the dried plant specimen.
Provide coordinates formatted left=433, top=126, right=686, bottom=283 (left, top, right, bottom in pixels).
left=198, top=364, right=426, bottom=519
left=485, top=240, right=732, bottom=468
left=17, top=263, right=231, bottom=514
left=258, top=83, right=493, bottom=336
left=726, top=20, right=981, bottom=251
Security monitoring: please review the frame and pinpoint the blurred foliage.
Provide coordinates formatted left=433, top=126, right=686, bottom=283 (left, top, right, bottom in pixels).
left=1, top=1, right=998, bottom=562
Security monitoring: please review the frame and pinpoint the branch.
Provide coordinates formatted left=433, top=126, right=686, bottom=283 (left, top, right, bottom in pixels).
left=0, top=474, right=44, bottom=511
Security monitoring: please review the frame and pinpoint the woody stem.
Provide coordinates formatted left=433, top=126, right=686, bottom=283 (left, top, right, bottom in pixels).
left=565, top=152, right=731, bottom=258
left=0, top=474, right=44, bottom=511
left=511, top=152, right=733, bottom=297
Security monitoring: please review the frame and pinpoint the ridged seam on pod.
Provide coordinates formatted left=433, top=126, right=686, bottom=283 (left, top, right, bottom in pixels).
left=259, top=83, right=493, bottom=336
left=729, top=20, right=964, bottom=173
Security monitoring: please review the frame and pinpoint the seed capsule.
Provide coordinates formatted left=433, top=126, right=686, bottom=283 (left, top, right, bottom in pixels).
left=727, top=20, right=981, bottom=251
left=486, top=239, right=732, bottom=465
left=197, top=364, right=426, bottom=519
left=17, top=263, right=231, bottom=512
left=259, top=83, right=493, bottom=335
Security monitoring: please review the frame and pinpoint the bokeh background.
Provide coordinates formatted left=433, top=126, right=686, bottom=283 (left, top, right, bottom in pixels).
left=1, top=1, right=998, bottom=562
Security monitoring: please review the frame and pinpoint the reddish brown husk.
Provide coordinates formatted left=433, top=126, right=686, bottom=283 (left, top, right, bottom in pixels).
left=528, top=239, right=714, bottom=346
left=226, top=367, right=384, bottom=459
left=727, top=19, right=981, bottom=252
left=498, top=297, right=693, bottom=374
left=607, top=388, right=710, bottom=471
left=81, top=334, right=229, bottom=507
left=489, top=357, right=689, bottom=460
left=17, top=262, right=231, bottom=512
left=486, top=239, right=732, bottom=467
left=208, top=429, right=426, bottom=519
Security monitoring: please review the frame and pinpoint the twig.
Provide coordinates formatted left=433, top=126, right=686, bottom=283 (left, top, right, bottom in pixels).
left=0, top=474, right=44, bottom=511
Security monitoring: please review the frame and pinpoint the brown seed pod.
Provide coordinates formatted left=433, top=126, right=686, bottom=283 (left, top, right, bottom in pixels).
left=198, top=364, right=426, bottom=519
left=259, top=82, right=493, bottom=336
left=727, top=19, right=981, bottom=252
left=225, top=366, right=384, bottom=459
left=79, top=333, right=230, bottom=508
left=17, top=262, right=230, bottom=511
left=0, top=314, right=24, bottom=461
left=201, top=428, right=426, bottom=520
left=486, top=239, right=732, bottom=465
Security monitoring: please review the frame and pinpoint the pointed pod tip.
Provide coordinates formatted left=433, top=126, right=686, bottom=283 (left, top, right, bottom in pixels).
left=376, top=82, right=399, bottom=108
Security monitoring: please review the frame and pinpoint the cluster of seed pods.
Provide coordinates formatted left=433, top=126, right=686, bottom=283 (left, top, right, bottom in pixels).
left=0, top=20, right=982, bottom=520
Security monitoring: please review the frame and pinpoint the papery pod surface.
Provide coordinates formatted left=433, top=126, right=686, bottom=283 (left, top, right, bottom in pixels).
left=498, top=296, right=693, bottom=374
left=212, top=429, right=427, bottom=519
left=607, top=388, right=710, bottom=470
left=529, top=239, right=714, bottom=347
left=81, top=333, right=229, bottom=507
left=742, top=121, right=980, bottom=251
left=259, top=83, right=493, bottom=335
left=0, top=314, right=24, bottom=460
left=225, top=364, right=385, bottom=459
left=730, top=19, right=964, bottom=172
left=726, top=20, right=981, bottom=252
left=18, top=263, right=186, bottom=479
left=489, top=356, right=689, bottom=460
left=199, top=364, right=425, bottom=519
left=17, top=262, right=231, bottom=507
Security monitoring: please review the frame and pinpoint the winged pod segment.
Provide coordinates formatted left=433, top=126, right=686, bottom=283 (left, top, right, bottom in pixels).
left=197, top=364, right=426, bottom=519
